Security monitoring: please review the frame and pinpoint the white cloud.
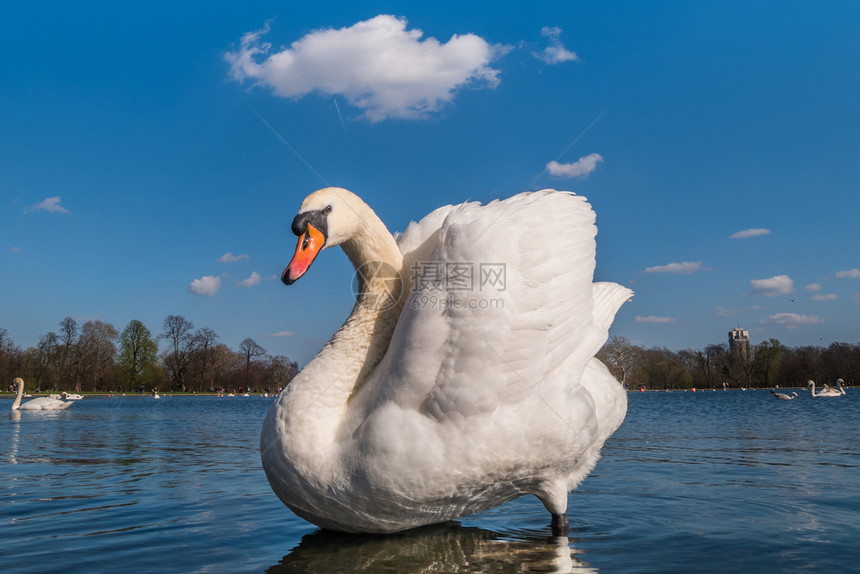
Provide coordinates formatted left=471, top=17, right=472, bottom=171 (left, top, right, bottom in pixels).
left=219, top=252, right=249, bottom=263
left=189, top=275, right=222, bottom=296
left=225, top=15, right=504, bottom=122
left=644, top=261, right=706, bottom=275
left=635, top=315, right=677, bottom=324
left=730, top=228, right=771, bottom=239
left=750, top=274, right=793, bottom=296
left=533, top=26, right=579, bottom=64
left=9, top=246, right=21, bottom=253
left=31, top=196, right=70, bottom=214
left=546, top=153, right=604, bottom=179
left=810, top=293, right=837, bottom=301
left=805, top=283, right=821, bottom=292
left=835, top=268, right=860, bottom=279
left=238, top=271, right=262, bottom=287
left=262, top=331, right=295, bottom=338
left=759, top=312, right=822, bottom=328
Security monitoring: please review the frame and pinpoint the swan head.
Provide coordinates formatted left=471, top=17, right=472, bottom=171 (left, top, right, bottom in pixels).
left=282, top=187, right=382, bottom=285
left=13, top=377, right=23, bottom=387
left=807, top=380, right=815, bottom=386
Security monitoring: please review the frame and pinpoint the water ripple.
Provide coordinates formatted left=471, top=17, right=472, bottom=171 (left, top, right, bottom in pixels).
left=2, top=392, right=859, bottom=572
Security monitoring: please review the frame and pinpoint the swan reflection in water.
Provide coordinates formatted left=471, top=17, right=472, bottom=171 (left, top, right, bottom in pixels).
left=267, top=522, right=595, bottom=573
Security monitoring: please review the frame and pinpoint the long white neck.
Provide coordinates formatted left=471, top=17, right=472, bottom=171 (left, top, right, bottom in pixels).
left=11, top=381, right=24, bottom=411
left=278, top=214, right=406, bottom=476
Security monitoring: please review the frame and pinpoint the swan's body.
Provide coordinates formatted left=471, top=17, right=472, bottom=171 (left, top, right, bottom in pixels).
left=11, top=378, right=73, bottom=411
left=823, top=378, right=847, bottom=396
left=261, top=188, right=631, bottom=534
left=808, top=380, right=843, bottom=398
left=770, top=390, right=798, bottom=400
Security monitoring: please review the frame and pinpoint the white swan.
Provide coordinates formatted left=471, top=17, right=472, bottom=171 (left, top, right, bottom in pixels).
left=61, top=392, right=84, bottom=400
left=10, top=378, right=73, bottom=411
left=837, top=378, right=847, bottom=394
left=808, top=380, right=843, bottom=398
left=770, top=390, right=798, bottom=400
left=261, top=188, right=632, bottom=534
left=823, top=378, right=847, bottom=396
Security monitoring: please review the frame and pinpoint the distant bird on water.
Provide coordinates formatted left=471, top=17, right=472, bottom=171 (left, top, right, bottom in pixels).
left=808, top=380, right=843, bottom=398
left=10, top=378, right=73, bottom=411
left=823, top=378, right=847, bottom=396
left=770, top=390, right=798, bottom=400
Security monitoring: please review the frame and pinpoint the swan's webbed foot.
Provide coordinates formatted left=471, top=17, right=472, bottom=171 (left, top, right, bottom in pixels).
left=550, top=513, right=569, bottom=536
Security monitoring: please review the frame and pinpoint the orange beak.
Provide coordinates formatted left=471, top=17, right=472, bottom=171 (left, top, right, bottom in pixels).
left=282, top=224, right=325, bottom=285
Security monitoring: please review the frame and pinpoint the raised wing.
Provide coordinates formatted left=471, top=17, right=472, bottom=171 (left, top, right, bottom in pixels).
left=372, top=190, right=603, bottom=422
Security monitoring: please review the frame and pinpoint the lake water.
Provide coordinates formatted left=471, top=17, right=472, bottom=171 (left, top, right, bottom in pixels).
left=2, top=390, right=858, bottom=573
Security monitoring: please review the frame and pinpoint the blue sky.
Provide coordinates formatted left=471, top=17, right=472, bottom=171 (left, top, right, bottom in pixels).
left=2, top=1, right=859, bottom=365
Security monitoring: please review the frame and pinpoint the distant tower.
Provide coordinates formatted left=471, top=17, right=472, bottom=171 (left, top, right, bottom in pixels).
left=729, top=327, right=750, bottom=359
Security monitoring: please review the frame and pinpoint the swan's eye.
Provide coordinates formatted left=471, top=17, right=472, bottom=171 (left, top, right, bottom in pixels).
left=323, top=205, right=332, bottom=214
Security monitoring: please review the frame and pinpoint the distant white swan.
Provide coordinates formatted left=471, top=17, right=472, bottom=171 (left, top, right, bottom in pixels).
left=61, top=392, right=84, bottom=400
left=261, top=188, right=631, bottom=535
left=770, top=390, right=798, bottom=400
left=11, top=378, right=73, bottom=411
left=808, top=380, right=843, bottom=398
left=823, top=378, right=847, bottom=396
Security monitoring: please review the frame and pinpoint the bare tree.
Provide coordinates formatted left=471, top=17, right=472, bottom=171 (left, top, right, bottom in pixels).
left=683, top=344, right=729, bottom=389
left=209, top=343, right=242, bottom=392
left=188, top=327, right=219, bottom=392
left=0, top=328, right=20, bottom=384
left=161, top=315, right=195, bottom=392
left=265, top=355, right=300, bottom=392
left=638, top=347, right=692, bottom=390
left=34, top=331, right=60, bottom=390
left=57, top=317, right=82, bottom=391
left=597, top=335, right=640, bottom=388
left=820, top=342, right=854, bottom=385
left=239, top=338, right=266, bottom=389
left=79, top=320, right=119, bottom=391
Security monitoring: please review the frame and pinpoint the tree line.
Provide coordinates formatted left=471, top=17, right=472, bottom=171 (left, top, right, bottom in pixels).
left=1, top=316, right=299, bottom=394
left=596, top=336, right=860, bottom=390
left=5, top=318, right=858, bottom=394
